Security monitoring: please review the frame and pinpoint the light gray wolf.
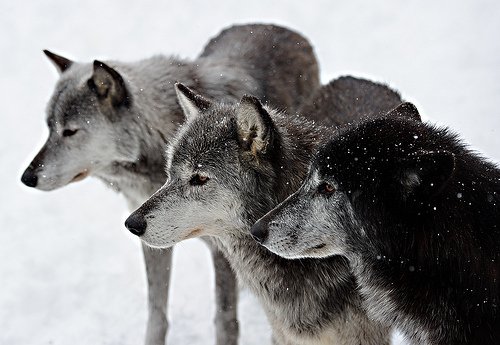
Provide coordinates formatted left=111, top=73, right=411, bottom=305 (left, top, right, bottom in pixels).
left=20, top=24, right=320, bottom=345
left=251, top=104, right=500, bottom=344
left=125, top=78, right=403, bottom=344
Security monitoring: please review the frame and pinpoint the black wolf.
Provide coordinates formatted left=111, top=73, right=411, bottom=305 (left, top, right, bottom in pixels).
left=253, top=105, right=500, bottom=344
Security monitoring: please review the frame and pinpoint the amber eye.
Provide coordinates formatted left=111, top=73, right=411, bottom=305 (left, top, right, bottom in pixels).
left=62, top=129, right=78, bottom=137
left=318, top=182, right=335, bottom=195
left=190, top=174, right=209, bottom=186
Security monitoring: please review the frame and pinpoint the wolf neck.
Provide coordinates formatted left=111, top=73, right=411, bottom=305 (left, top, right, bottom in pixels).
left=219, top=231, right=356, bottom=333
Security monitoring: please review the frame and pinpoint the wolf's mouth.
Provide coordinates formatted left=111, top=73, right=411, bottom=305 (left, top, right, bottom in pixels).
left=70, top=170, right=89, bottom=183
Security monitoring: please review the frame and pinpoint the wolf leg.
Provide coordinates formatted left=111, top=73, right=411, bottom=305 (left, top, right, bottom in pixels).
left=207, top=241, right=239, bottom=345
left=142, top=243, right=173, bottom=345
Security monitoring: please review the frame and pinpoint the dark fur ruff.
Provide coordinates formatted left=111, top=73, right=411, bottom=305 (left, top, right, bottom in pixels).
left=318, top=116, right=500, bottom=344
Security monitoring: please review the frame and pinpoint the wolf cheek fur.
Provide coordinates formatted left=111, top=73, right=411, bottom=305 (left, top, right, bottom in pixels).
left=255, top=109, right=500, bottom=344
left=127, top=80, right=404, bottom=345
left=21, top=24, right=321, bottom=345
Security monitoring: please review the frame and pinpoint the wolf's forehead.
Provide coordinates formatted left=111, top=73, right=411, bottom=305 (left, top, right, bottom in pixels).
left=182, top=111, right=236, bottom=147
left=46, top=78, right=91, bottom=123
left=167, top=122, right=238, bottom=171
left=171, top=138, right=236, bottom=166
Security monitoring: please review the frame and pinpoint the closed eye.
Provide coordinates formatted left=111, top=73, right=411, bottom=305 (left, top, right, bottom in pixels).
left=62, top=129, right=78, bottom=137
left=189, top=174, right=209, bottom=186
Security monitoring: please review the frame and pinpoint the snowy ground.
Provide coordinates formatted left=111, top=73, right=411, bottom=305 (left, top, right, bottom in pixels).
left=1, top=0, right=499, bottom=344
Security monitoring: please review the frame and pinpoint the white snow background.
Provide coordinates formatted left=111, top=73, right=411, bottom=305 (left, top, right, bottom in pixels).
left=1, top=0, right=499, bottom=344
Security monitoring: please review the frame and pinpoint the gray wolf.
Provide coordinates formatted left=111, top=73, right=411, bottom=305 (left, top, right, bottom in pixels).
left=251, top=105, right=500, bottom=344
left=20, top=24, right=320, bottom=345
left=125, top=78, right=403, bottom=344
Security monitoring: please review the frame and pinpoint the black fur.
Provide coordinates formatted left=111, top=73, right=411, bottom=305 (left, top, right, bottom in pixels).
left=317, top=116, right=500, bottom=344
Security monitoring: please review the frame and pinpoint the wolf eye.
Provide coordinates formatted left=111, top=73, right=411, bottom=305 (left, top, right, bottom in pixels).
left=318, top=182, right=335, bottom=195
left=189, top=174, right=209, bottom=186
left=62, top=129, right=78, bottom=137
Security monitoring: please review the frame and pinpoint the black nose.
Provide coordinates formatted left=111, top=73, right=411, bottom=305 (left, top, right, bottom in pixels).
left=125, top=214, right=147, bottom=236
left=250, top=219, right=269, bottom=244
left=21, top=168, right=38, bottom=188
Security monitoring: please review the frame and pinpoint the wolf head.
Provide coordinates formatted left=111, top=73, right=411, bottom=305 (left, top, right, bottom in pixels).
left=250, top=103, right=458, bottom=260
left=125, top=83, right=313, bottom=248
left=21, top=51, right=143, bottom=191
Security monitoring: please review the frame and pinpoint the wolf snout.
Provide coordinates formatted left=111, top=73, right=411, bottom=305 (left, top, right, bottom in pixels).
left=250, top=218, right=269, bottom=244
left=21, top=167, right=38, bottom=188
left=125, top=213, right=147, bottom=236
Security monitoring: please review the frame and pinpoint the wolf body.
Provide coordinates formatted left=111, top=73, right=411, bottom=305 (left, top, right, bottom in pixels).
left=21, top=24, right=320, bottom=345
left=253, top=108, right=500, bottom=344
left=125, top=77, right=403, bottom=344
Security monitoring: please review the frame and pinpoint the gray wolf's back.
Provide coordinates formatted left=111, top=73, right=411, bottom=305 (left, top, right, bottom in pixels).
left=200, top=23, right=320, bottom=111
left=300, top=76, right=403, bottom=127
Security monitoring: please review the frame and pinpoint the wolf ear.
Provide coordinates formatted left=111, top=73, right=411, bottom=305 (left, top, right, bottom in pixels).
left=397, top=150, right=455, bottom=197
left=44, top=50, right=73, bottom=74
left=236, top=95, right=275, bottom=155
left=386, top=102, right=421, bottom=122
left=175, top=83, right=212, bottom=120
left=87, top=60, right=130, bottom=108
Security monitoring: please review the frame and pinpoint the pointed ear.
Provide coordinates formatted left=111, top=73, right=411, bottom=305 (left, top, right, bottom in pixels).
left=398, top=150, right=455, bottom=197
left=236, top=95, right=275, bottom=155
left=87, top=60, right=130, bottom=108
left=44, top=50, right=73, bottom=73
left=175, top=83, right=212, bottom=120
left=387, top=102, right=421, bottom=122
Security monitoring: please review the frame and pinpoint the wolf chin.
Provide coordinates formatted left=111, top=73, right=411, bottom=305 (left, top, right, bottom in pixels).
left=253, top=106, right=500, bottom=344
left=126, top=78, right=403, bottom=344
left=21, top=24, right=320, bottom=345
